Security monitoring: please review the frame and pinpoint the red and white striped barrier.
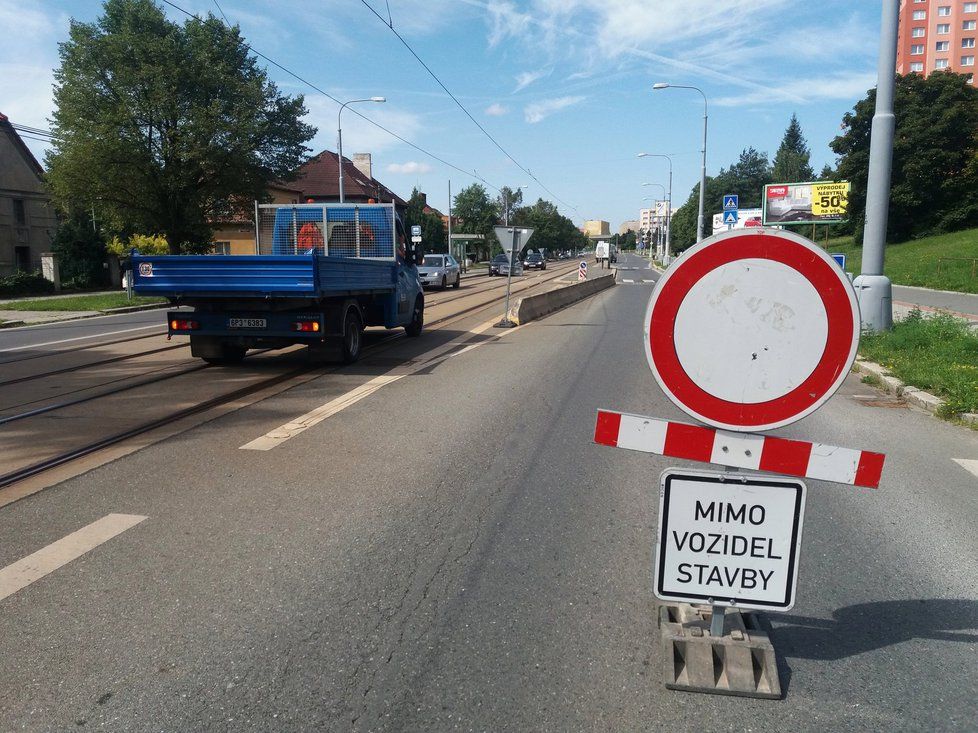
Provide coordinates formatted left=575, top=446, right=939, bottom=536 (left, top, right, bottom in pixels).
left=594, top=409, right=885, bottom=489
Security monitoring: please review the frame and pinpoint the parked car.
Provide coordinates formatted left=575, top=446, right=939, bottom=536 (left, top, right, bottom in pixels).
left=418, top=254, right=461, bottom=289
left=489, top=253, right=508, bottom=276
left=523, top=252, right=546, bottom=270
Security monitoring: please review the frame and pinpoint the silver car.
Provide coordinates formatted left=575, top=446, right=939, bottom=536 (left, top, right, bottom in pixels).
left=417, top=254, right=461, bottom=289
left=498, top=256, right=524, bottom=277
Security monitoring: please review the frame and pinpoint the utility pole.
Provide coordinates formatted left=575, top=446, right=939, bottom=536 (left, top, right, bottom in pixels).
left=854, top=0, right=898, bottom=331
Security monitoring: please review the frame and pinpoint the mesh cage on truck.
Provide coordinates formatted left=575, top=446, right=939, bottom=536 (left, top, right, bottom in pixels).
left=256, top=203, right=396, bottom=259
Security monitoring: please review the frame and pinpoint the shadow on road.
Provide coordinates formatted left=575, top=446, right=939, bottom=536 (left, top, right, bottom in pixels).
left=772, top=599, right=978, bottom=661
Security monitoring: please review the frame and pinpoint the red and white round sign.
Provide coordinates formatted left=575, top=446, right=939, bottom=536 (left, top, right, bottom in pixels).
left=644, top=228, right=860, bottom=432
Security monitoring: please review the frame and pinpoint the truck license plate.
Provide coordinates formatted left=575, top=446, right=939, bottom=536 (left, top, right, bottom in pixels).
left=228, top=318, right=266, bottom=329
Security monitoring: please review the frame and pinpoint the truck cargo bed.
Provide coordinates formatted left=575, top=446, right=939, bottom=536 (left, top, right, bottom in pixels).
left=132, top=253, right=396, bottom=299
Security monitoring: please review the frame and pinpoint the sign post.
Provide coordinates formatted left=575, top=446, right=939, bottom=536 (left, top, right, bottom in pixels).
left=591, top=226, right=885, bottom=699
left=578, top=260, right=588, bottom=281
left=493, top=226, right=533, bottom=328
left=722, top=193, right=738, bottom=231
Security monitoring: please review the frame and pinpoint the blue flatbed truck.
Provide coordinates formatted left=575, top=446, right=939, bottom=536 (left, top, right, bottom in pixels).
left=132, top=203, right=424, bottom=364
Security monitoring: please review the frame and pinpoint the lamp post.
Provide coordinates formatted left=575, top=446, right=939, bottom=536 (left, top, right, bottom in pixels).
left=642, top=184, right=665, bottom=262
left=651, top=84, right=707, bottom=243
left=638, top=152, right=673, bottom=262
left=337, top=97, right=386, bottom=203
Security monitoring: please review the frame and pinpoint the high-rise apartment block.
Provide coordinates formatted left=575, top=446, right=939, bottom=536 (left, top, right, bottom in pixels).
left=897, top=0, right=977, bottom=82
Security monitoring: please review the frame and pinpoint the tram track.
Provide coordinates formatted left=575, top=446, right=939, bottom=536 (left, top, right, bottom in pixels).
left=0, top=263, right=582, bottom=495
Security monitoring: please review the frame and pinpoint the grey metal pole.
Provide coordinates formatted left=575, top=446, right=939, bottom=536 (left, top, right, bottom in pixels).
left=666, top=164, right=673, bottom=261
left=854, top=0, right=898, bottom=331
left=337, top=121, right=345, bottom=203
left=497, top=228, right=517, bottom=327
left=697, top=101, right=708, bottom=242
left=448, top=179, right=455, bottom=267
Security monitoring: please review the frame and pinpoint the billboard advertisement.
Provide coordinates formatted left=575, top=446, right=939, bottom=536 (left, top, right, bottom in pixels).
left=711, top=208, right=762, bottom=235
left=763, top=181, right=850, bottom=225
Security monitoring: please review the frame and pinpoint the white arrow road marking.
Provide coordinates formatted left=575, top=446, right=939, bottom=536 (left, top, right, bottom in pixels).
left=240, top=318, right=506, bottom=451
left=0, top=514, right=147, bottom=602
left=622, top=279, right=635, bottom=283
left=953, top=459, right=978, bottom=479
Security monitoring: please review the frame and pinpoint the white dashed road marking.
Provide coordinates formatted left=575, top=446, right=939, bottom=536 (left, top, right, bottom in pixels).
left=953, top=459, right=978, bottom=479
left=0, top=514, right=147, bottom=602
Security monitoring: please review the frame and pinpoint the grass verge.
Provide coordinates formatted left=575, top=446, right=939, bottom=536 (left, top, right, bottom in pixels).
left=821, top=227, right=978, bottom=294
left=859, top=309, right=978, bottom=417
left=3, top=293, right=165, bottom=312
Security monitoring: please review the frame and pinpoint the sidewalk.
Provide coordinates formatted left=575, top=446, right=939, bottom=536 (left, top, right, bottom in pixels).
left=0, top=290, right=167, bottom=329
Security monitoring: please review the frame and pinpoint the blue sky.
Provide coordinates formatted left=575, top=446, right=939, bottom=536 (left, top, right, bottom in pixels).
left=1, top=0, right=883, bottom=229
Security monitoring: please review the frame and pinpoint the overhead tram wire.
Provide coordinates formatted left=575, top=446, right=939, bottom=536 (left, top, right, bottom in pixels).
left=160, top=0, right=499, bottom=192
left=359, top=0, right=577, bottom=213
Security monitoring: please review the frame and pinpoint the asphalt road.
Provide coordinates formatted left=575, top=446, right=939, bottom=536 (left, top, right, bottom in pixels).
left=892, top=284, right=978, bottom=318
left=1, top=252, right=976, bottom=731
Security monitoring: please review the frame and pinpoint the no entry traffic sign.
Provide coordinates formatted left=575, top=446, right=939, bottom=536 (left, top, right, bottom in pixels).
left=654, top=469, right=806, bottom=611
left=644, top=228, right=859, bottom=432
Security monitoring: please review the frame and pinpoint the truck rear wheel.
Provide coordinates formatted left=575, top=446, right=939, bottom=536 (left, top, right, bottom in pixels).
left=405, top=297, right=423, bottom=337
left=341, top=307, right=364, bottom=364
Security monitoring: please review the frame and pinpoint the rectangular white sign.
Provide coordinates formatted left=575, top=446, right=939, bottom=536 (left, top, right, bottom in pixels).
left=654, top=469, right=806, bottom=611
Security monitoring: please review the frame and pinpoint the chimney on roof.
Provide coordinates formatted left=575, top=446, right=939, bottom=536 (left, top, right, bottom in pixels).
left=352, top=153, right=372, bottom=180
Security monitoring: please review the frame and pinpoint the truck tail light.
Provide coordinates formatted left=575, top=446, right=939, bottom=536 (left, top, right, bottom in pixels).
left=293, top=321, right=320, bottom=332
left=170, top=319, right=200, bottom=331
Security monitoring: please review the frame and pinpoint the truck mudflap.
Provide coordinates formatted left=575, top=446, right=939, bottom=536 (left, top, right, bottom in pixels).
left=167, top=310, right=333, bottom=341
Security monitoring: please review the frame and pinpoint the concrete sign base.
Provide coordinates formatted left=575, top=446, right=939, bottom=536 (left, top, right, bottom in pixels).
left=657, top=603, right=782, bottom=699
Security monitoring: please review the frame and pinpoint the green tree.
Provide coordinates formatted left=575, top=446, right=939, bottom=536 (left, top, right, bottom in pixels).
left=818, top=163, right=836, bottom=181
left=832, top=71, right=978, bottom=243
left=51, top=213, right=109, bottom=287
left=452, top=183, right=499, bottom=260
left=669, top=147, right=772, bottom=251
left=46, top=0, right=315, bottom=253
left=512, top=198, right=582, bottom=256
left=496, top=185, right=524, bottom=225
left=404, top=188, right=446, bottom=252
left=771, top=113, right=814, bottom=183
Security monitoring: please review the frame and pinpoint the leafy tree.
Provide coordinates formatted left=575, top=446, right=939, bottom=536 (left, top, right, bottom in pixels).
left=496, top=185, right=524, bottom=225
left=46, top=0, right=316, bottom=253
left=669, top=147, right=772, bottom=251
left=51, top=213, right=109, bottom=287
left=511, top=198, right=582, bottom=256
left=818, top=163, right=836, bottom=180
left=404, top=188, right=446, bottom=252
left=831, top=71, right=978, bottom=243
left=452, top=183, right=499, bottom=260
left=772, top=113, right=814, bottom=183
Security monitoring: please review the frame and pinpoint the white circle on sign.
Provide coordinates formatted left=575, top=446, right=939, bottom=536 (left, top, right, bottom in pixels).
left=673, top=258, right=828, bottom=404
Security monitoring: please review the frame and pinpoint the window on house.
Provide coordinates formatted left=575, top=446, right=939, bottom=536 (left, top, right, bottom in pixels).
left=962, top=54, right=976, bottom=64
left=964, top=37, right=976, bottom=47
left=913, top=10, right=926, bottom=19
left=912, top=27, right=926, bottom=37
left=966, top=2, right=978, bottom=12
left=910, top=61, right=925, bottom=71
left=965, top=19, right=978, bottom=29
left=211, top=241, right=231, bottom=255
left=937, top=40, right=951, bottom=50
left=967, top=73, right=975, bottom=83
left=938, top=6, right=952, bottom=15
left=911, top=44, right=925, bottom=54
left=938, top=23, right=951, bottom=32
left=936, top=58, right=950, bottom=68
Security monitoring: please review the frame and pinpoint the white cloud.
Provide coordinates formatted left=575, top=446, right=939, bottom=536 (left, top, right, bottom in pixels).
left=514, top=69, right=547, bottom=92
left=304, top=95, right=424, bottom=155
left=713, top=72, right=877, bottom=107
left=485, top=102, right=509, bottom=116
left=524, top=95, right=585, bottom=123
left=386, top=161, right=433, bottom=174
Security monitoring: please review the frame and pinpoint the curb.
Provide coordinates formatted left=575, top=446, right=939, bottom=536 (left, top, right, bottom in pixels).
left=853, top=359, right=978, bottom=428
left=0, top=302, right=168, bottom=330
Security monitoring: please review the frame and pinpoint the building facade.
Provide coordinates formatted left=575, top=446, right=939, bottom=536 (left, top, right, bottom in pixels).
left=0, top=113, right=59, bottom=276
left=897, top=0, right=977, bottom=82
left=582, top=220, right=610, bottom=237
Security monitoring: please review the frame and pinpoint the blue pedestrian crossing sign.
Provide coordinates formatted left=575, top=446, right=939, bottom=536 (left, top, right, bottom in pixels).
left=723, top=194, right=739, bottom=210
left=722, top=210, right=739, bottom=225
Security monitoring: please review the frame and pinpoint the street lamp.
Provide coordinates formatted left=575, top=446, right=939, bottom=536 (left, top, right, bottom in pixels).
left=651, top=83, right=707, bottom=243
left=638, top=152, right=674, bottom=262
left=337, top=97, right=386, bottom=203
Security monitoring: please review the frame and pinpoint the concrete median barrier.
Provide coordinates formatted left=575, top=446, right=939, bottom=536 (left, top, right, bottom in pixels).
left=507, top=272, right=615, bottom=325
